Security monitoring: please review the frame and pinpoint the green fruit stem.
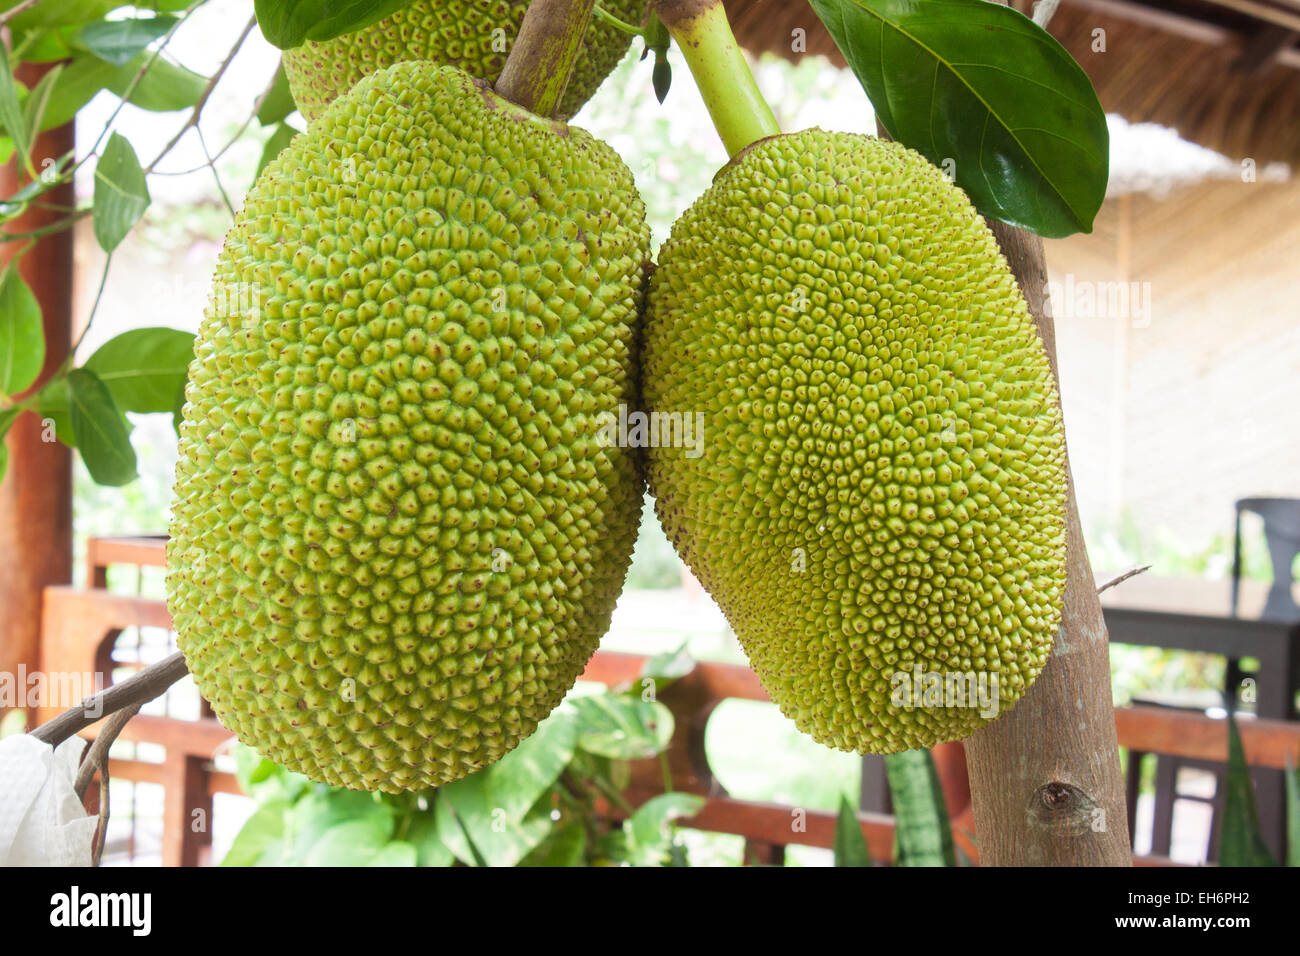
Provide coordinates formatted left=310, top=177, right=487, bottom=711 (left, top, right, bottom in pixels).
left=654, top=0, right=779, bottom=156
left=496, top=0, right=598, bottom=118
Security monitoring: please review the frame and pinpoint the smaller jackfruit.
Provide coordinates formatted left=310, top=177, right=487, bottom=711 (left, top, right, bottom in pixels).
left=283, top=0, right=650, bottom=123
left=642, top=129, right=1068, bottom=755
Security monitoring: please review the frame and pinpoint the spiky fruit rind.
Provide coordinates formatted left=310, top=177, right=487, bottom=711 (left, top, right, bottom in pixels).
left=643, top=129, right=1067, bottom=754
left=167, top=62, right=650, bottom=792
left=283, top=0, right=650, bottom=123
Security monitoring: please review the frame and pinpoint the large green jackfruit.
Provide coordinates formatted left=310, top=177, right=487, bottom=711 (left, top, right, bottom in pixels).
left=283, top=0, right=651, bottom=123
left=167, top=62, right=650, bottom=792
left=642, top=129, right=1068, bottom=754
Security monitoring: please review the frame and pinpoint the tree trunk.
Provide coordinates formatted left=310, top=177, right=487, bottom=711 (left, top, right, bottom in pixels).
left=962, top=222, right=1132, bottom=866
left=0, top=62, right=75, bottom=728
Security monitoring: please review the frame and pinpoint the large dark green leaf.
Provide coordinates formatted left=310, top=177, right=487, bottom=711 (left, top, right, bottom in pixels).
left=809, top=0, right=1108, bottom=237
left=833, top=795, right=872, bottom=867
left=884, top=748, right=955, bottom=866
left=0, top=266, right=44, bottom=396
left=1218, top=715, right=1278, bottom=866
left=79, top=16, right=179, bottom=66
left=93, top=132, right=150, bottom=252
left=84, top=326, right=193, bottom=413
left=255, top=0, right=410, bottom=50
left=66, top=367, right=137, bottom=486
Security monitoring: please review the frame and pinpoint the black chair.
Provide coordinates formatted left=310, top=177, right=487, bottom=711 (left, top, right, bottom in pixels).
left=1128, top=497, right=1300, bottom=861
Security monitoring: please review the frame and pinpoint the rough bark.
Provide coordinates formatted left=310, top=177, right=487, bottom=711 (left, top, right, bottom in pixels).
left=962, top=223, right=1132, bottom=866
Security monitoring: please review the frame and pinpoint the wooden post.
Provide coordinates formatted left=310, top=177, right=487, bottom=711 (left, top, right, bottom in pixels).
left=962, top=222, right=1133, bottom=866
left=0, top=62, right=75, bottom=729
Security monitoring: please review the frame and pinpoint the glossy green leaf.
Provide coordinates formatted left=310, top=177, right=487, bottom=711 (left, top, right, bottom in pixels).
left=21, top=64, right=63, bottom=147
left=285, top=788, right=392, bottom=861
left=302, top=817, right=394, bottom=866
left=1219, top=715, right=1279, bottom=866
left=367, top=841, right=417, bottom=866
left=809, top=0, right=1108, bottom=237
left=404, top=810, right=455, bottom=867
left=220, top=799, right=290, bottom=866
left=572, top=695, right=674, bottom=759
left=3, top=0, right=119, bottom=31
left=0, top=47, right=31, bottom=175
left=255, top=121, right=298, bottom=179
left=79, top=16, right=179, bottom=66
left=435, top=771, right=553, bottom=867
left=884, top=748, right=955, bottom=866
left=487, top=709, right=578, bottom=820
left=257, top=62, right=296, bottom=126
left=0, top=406, right=18, bottom=485
left=66, top=368, right=137, bottom=486
left=93, top=132, right=150, bottom=252
left=0, top=279, right=40, bottom=388
left=520, top=823, right=587, bottom=867
left=255, top=0, right=410, bottom=50
left=0, top=266, right=44, bottom=396
left=37, top=55, right=117, bottom=131
left=626, top=793, right=704, bottom=851
left=105, top=52, right=206, bottom=113
left=84, top=326, right=193, bottom=413
left=833, top=795, right=872, bottom=867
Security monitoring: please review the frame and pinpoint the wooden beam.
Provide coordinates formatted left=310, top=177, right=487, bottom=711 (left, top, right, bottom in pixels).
left=1116, top=706, right=1300, bottom=769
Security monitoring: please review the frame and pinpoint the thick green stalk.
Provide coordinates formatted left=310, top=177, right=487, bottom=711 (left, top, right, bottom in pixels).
left=495, top=0, right=597, bottom=118
left=654, top=0, right=779, bottom=156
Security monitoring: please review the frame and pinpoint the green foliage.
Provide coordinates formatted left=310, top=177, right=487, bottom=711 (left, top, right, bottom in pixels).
left=66, top=367, right=137, bottom=486
left=0, top=266, right=43, bottom=395
left=79, top=16, right=181, bottom=67
left=93, top=132, right=150, bottom=252
left=809, top=0, right=1108, bottom=237
left=1218, top=715, right=1278, bottom=866
left=832, top=795, right=872, bottom=867
left=222, top=680, right=696, bottom=868
left=884, top=749, right=956, bottom=866
left=254, top=0, right=410, bottom=50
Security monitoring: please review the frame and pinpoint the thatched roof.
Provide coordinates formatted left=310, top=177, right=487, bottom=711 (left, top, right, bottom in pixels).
left=725, top=0, right=1300, bottom=167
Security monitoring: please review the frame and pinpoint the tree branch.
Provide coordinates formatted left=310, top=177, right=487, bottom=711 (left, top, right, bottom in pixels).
left=30, top=651, right=189, bottom=748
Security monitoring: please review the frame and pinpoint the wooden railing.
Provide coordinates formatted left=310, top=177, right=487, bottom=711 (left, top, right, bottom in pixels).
left=37, top=536, right=1300, bottom=866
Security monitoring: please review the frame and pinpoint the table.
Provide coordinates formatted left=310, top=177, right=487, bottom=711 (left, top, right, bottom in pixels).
left=1101, top=574, right=1300, bottom=860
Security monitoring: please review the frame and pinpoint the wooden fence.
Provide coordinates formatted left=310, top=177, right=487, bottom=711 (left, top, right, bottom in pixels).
left=34, top=537, right=1300, bottom=866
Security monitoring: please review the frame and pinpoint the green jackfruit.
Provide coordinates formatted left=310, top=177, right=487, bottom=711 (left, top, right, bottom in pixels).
left=167, top=62, right=650, bottom=792
left=642, top=129, right=1067, bottom=754
left=283, top=0, right=651, bottom=123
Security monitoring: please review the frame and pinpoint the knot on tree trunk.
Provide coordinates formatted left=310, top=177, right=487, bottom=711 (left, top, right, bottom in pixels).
left=1026, top=780, right=1101, bottom=835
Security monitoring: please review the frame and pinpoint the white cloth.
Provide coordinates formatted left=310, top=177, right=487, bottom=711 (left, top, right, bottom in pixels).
left=0, top=734, right=98, bottom=866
